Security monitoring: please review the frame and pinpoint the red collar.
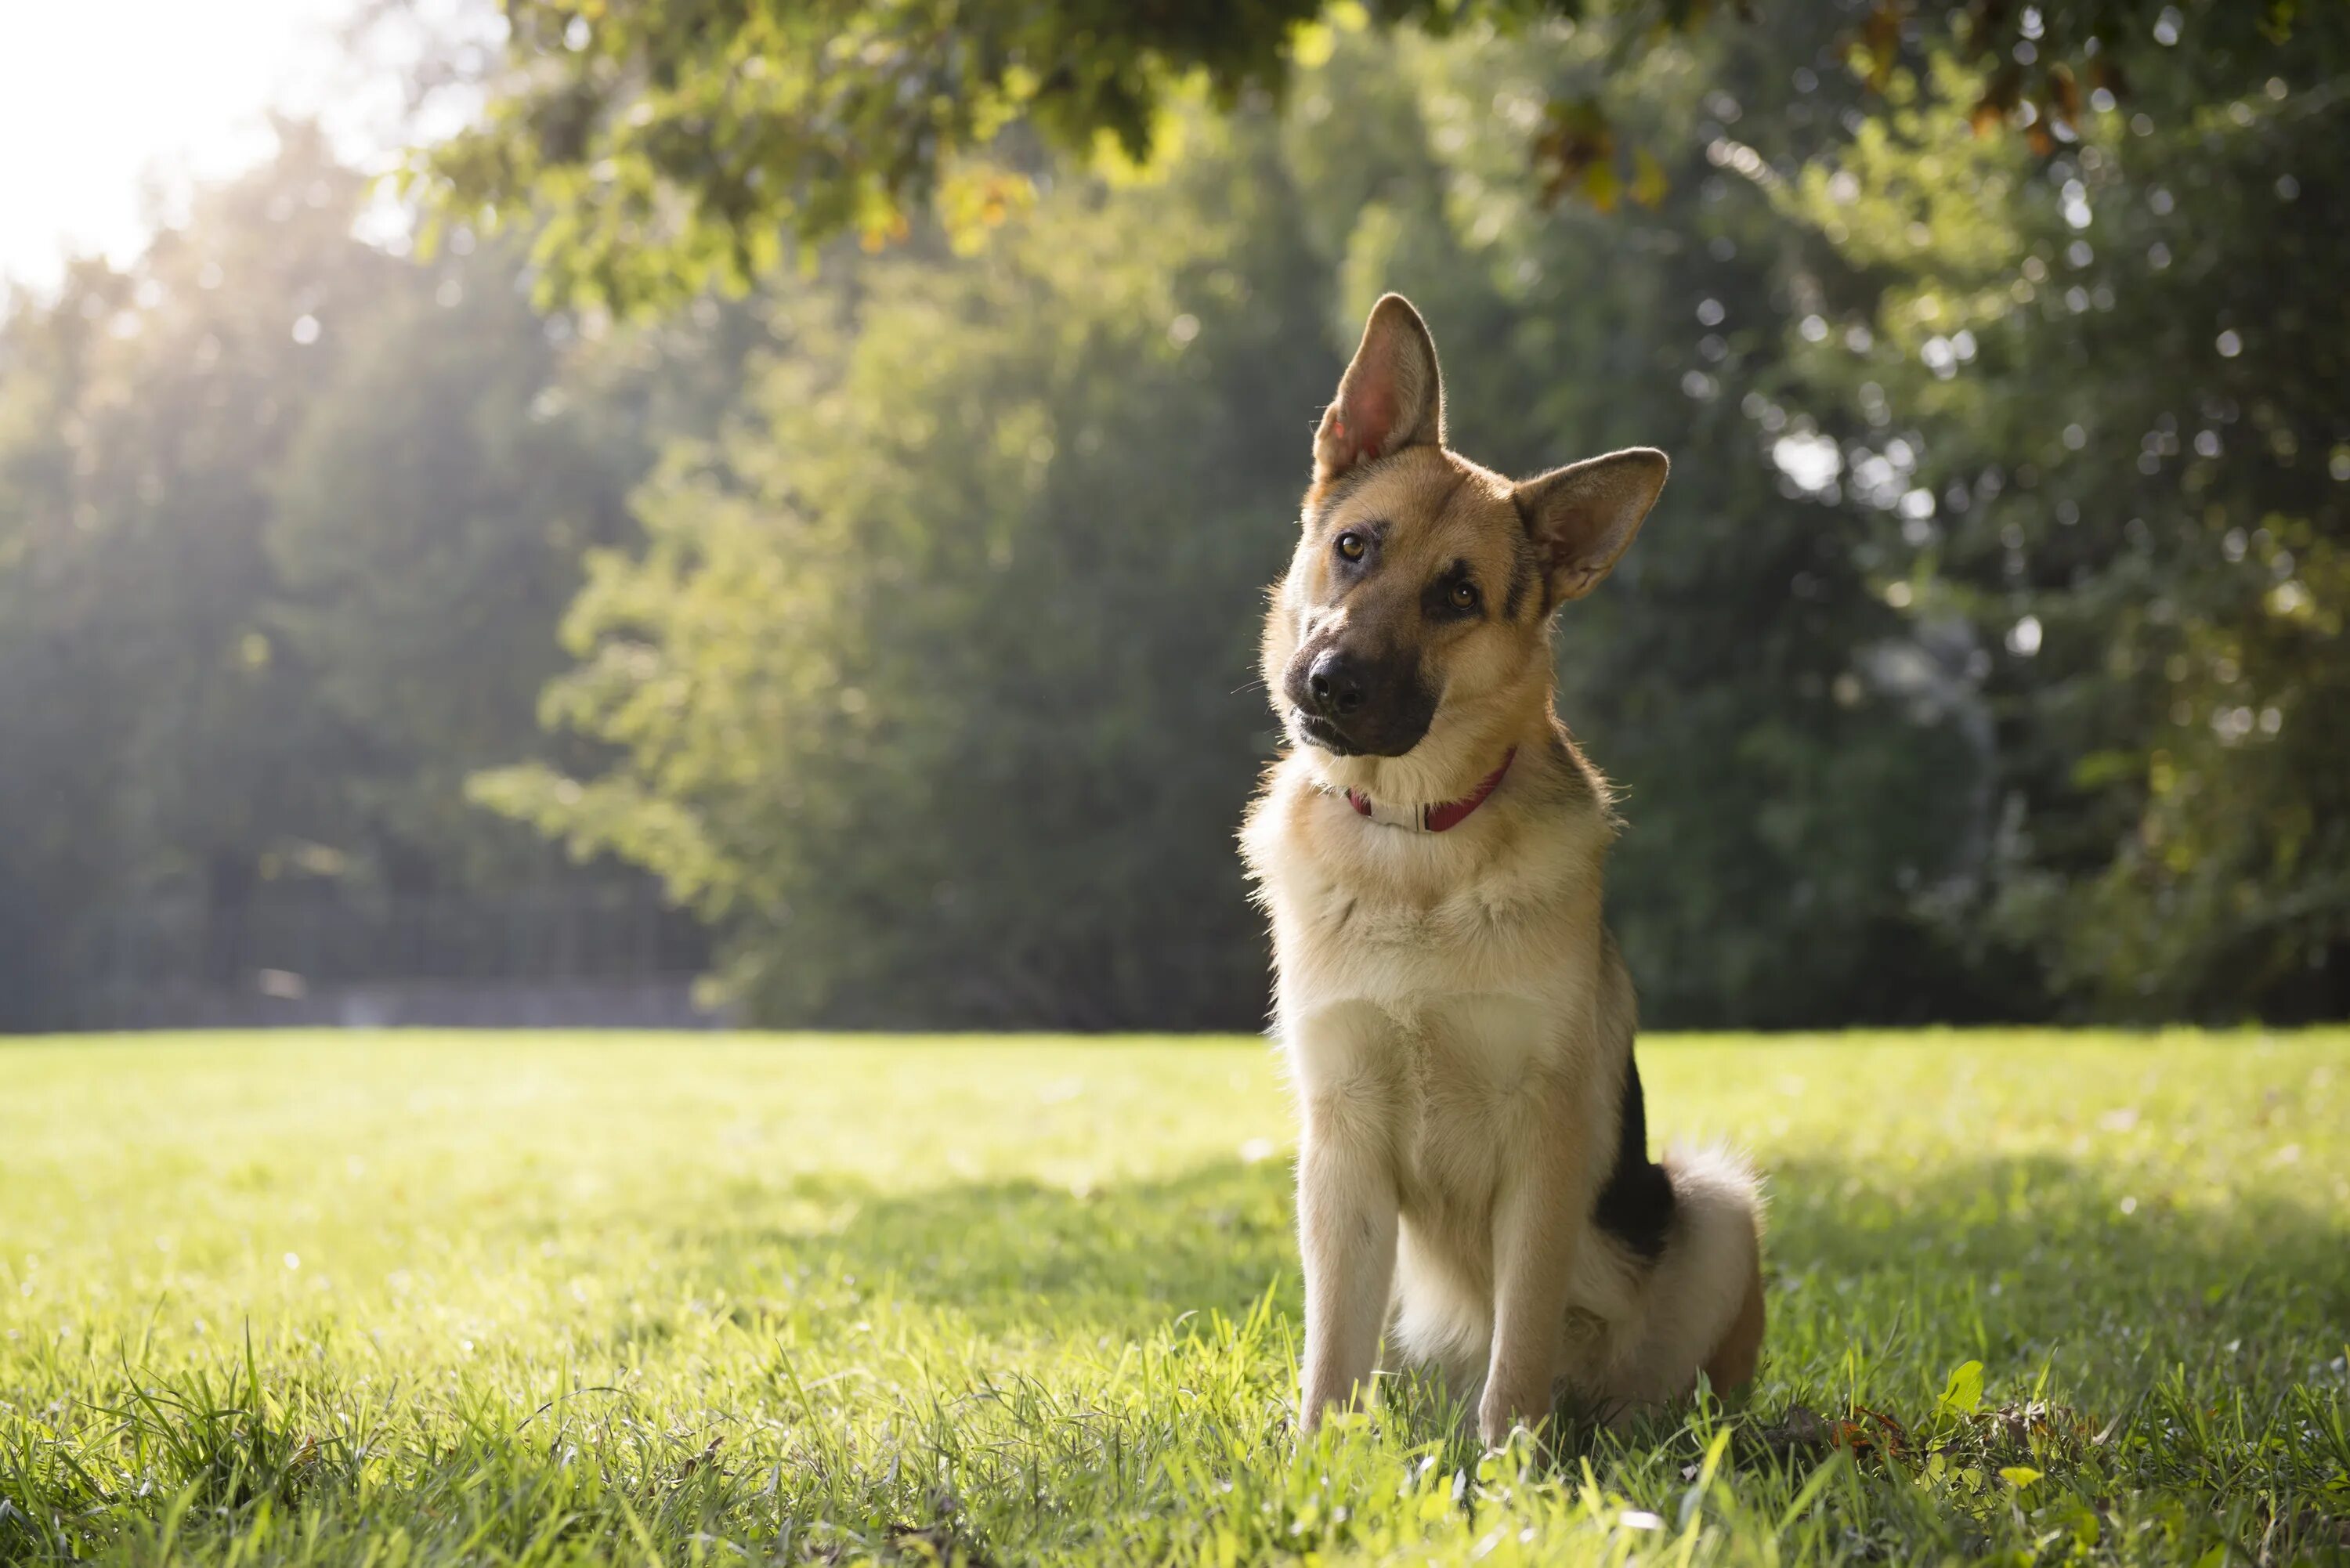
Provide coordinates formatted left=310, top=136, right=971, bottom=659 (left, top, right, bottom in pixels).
left=1344, top=748, right=1517, bottom=833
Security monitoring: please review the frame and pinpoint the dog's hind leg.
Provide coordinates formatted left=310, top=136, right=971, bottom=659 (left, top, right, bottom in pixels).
left=1589, top=1145, right=1766, bottom=1411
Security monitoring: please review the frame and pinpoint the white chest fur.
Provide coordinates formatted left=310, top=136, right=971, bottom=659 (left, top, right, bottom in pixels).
left=1246, top=759, right=1612, bottom=1025
left=1285, top=992, right=1571, bottom=1205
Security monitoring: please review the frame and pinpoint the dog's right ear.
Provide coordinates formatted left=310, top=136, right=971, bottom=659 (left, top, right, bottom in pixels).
left=1313, top=294, right=1444, bottom=486
left=1516, top=447, right=1670, bottom=605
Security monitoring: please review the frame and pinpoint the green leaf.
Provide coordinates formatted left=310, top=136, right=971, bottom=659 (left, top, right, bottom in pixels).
left=1582, top=158, right=1622, bottom=213
left=1937, top=1360, right=1986, bottom=1416
left=1631, top=146, right=1670, bottom=208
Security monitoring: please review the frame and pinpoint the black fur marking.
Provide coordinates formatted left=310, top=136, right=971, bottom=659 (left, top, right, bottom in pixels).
left=1503, top=545, right=1535, bottom=620
left=1503, top=493, right=1539, bottom=619
left=1593, top=1053, right=1676, bottom=1263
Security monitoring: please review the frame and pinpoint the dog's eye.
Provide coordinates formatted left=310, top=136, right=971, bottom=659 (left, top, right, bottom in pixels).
left=1448, top=580, right=1480, bottom=611
left=1336, top=532, right=1367, bottom=562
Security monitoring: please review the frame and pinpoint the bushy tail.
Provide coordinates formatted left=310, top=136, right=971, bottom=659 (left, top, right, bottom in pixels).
left=1669, top=1143, right=1767, bottom=1392
left=1607, top=1144, right=1766, bottom=1404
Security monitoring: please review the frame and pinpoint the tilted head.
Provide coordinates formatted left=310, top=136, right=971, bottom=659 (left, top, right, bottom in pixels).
left=1262, top=294, right=1669, bottom=799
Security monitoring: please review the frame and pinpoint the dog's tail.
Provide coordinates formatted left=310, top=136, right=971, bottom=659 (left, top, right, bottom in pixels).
left=1605, top=1143, right=1766, bottom=1404
left=1667, top=1143, right=1768, bottom=1392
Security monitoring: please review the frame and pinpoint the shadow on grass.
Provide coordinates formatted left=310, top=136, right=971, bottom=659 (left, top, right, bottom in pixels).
left=674, top=1158, right=1304, bottom=1336
left=1759, top=1152, right=2350, bottom=1399
left=674, top=1146, right=2348, bottom=1401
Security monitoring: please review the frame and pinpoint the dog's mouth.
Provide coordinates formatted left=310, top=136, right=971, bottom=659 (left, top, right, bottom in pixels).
left=1291, top=709, right=1367, bottom=755
left=1291, top=706, right=1438, bottom=759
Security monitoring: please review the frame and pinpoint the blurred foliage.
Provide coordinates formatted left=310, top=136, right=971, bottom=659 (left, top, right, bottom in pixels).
left=421, top=0, right=2320, bottom=313
left=1781, top=20, right=2350, bottom=1017
left=4, top=2, right=2345, bottom=1030
left=473, top=115, right=1329, bottom=1026
left=0, top=128, right=747, bottom=1025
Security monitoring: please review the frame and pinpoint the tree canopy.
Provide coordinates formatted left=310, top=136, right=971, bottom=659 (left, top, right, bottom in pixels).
left=420, top=0, right=2333, bottom=309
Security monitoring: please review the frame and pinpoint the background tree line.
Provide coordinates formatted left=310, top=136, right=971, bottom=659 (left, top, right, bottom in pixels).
left=2, top=0, right=2341, bottom=1030
left=0, top=126, right=750, bottom=1024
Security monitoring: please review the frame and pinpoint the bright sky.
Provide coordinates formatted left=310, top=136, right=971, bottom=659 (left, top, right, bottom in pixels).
left=0, top=0, right=450, bottom=298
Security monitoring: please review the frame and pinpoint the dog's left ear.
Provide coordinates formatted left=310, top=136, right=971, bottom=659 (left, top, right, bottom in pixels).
left=1314, top=294, right=1445, bottom=485
left=1516, top=448, right=1670, bottom=604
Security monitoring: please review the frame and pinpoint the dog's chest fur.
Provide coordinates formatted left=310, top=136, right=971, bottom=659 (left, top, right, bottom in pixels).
left=1243, top=742, right=1624, bottom=1207
left=1245, top=742, right=1611, bottom=1008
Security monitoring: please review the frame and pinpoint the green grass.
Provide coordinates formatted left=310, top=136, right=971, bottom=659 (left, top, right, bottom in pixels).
left=2, top=1031, right=2346, bottom=1566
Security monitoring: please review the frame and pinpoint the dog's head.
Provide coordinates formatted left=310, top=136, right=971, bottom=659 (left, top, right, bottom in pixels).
left=1262, top=294, right=1668, bottom=794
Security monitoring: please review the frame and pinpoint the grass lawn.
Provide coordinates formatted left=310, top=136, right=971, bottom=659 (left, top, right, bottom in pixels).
left=2, top=1030, right=2346, bottom=1566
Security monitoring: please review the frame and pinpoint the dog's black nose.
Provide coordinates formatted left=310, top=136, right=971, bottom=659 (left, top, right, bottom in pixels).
left=1306, top=649, right=1370, bottom=718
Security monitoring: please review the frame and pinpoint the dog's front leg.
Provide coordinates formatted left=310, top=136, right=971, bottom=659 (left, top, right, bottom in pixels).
left=1296, top=1078, right=1398, bottom=1433
left=1479, top=1075, right=1584, bottom=1448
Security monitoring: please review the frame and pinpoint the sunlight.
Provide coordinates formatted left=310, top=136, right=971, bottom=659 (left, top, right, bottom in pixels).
left=0, top=0, right=376, bottom=292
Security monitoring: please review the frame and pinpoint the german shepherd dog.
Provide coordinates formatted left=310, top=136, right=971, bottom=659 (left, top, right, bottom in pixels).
left=1242, top=295, right=1765, bottom=1447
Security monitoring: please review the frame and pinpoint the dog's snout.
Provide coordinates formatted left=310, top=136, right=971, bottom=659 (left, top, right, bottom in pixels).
left=1306, top=649, right=1370, bottom=718
left=1285, top=640, right=1434, bottom=756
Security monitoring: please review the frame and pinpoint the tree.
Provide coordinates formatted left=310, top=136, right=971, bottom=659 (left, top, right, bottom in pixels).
left=419, top=0, right=2319, bottom=312
left=1781, top=24, right=2350, bottom=1017
left=0, top=129, right=391, bottom=1021
left=0, top=128, right=745, bottom=1025
left=473, top=113, right=1334, bottom=1027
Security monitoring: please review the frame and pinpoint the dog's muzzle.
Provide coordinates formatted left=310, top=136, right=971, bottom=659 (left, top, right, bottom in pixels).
left=1284, top=646, right=1437, bottom=757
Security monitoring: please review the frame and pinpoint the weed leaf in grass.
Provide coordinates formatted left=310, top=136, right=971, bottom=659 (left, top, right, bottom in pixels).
left=1936, top=1359, right=1985, bottom=1418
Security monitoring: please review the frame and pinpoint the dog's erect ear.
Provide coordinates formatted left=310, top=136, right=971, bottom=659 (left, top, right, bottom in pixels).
left=1313, top=294, right=1444, bottom=484
left=1516, top=447, right=1670, bottom=604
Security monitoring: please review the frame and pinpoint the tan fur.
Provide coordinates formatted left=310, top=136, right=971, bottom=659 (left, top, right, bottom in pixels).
left=1705, top=1248, right=1770, bottom=1393
left=1242, top=295, right=1765, bottom=1447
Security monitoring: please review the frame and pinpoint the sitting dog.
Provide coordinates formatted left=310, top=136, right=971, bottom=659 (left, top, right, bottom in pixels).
left=1242, top=294, right=1765, bottom=1447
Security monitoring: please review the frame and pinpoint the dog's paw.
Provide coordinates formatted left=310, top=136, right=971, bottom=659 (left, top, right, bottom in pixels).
left=1476, top=1387, right=1547, bottom=1454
